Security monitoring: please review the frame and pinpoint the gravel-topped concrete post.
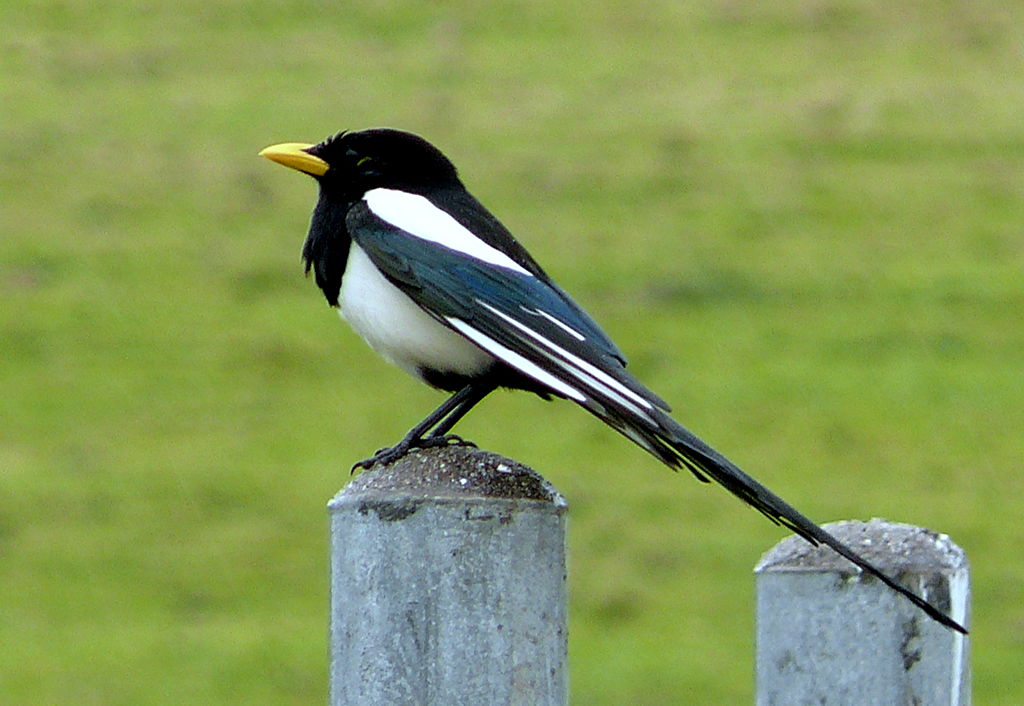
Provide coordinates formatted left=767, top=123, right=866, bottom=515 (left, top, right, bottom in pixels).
left=328, top=445, right=568, bottom=706
left=755, top=519, right=970, bottom=705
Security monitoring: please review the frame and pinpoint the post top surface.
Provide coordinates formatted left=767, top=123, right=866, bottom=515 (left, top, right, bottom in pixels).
left=329, top=445, right=566, bottom=507
left=756, top=518, right=968, bottom=574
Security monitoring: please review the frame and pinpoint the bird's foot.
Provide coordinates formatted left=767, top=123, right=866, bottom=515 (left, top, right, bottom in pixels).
left=350, top=434, right=477, bottom=473
left=424, top=433, right=477, bottom=449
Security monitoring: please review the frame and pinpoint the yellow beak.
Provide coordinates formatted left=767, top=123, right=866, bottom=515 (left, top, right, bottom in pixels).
left=258, top=142, right=329, bottom=177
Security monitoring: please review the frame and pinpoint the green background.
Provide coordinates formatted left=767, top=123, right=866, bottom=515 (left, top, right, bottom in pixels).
left=3, top=1, right=1021, bottom=703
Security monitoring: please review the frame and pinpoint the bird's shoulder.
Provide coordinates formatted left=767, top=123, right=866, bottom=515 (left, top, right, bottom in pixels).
left=348, top=186, right=549, bottom=281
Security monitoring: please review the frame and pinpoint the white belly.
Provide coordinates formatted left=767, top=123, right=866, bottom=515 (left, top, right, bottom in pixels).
left=338, top=244, right=494, bottom=380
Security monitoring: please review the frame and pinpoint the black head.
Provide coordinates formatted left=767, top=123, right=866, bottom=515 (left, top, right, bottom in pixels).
left=306, top=128, right=461, bottom=197
left=259, top=129, right=469, bottom=306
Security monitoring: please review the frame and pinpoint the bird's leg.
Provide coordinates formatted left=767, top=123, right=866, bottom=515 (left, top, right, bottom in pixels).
left=351, top=381, right=496, bottom=471
left=425, top=381, right=495, bottom=440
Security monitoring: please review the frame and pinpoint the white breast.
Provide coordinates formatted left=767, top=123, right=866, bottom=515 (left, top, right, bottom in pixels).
left=338, top=244, right=494, bottom=380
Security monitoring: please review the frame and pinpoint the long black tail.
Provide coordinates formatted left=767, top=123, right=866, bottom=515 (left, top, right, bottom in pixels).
left=596, top=402, right=968, bottom=634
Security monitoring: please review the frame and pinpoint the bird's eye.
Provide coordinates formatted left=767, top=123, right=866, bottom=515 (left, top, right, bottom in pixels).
left=356, top=156, right=373, bottom=168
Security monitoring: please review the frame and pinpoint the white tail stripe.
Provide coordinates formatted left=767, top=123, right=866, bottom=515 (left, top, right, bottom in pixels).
left=476, top=301, right=656, bottom=419
left=445, top=317, right=586, bottom=402
left=364, top=189, right=533, bottom=276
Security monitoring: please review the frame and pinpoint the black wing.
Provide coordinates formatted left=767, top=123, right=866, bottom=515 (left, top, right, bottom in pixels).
left=347, top=200, right=670, bottom=413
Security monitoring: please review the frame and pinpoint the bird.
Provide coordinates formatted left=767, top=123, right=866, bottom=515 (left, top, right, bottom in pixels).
left=259, top=128, right=966, bottom=634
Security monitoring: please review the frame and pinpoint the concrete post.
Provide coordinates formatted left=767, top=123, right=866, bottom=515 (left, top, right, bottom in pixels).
left=328, top=445, right=568, bottom=706
left=755, top=519, right=970, bottom=705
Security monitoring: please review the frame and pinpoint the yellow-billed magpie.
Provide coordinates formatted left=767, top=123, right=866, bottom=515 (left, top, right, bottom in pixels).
left=260, top=128, right=966, bottom=634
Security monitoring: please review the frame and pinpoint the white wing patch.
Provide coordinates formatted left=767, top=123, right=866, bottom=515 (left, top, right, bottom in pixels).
left=522, top=306, right=587, bottom=341
left=474, top=300, right=658, bottom=423
left=364, top=188, right=533, bottom=276
left=445, top=317, right=586, bottom=401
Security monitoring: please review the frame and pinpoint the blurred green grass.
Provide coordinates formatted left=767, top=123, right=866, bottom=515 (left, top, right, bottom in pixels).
left=2, top=0, right=1022, bottom=703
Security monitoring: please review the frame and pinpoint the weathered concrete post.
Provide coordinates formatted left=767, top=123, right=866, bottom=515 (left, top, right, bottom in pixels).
left=755, top=519, right=970, bottom=705
left=328, top=445, right=568, bottom=706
